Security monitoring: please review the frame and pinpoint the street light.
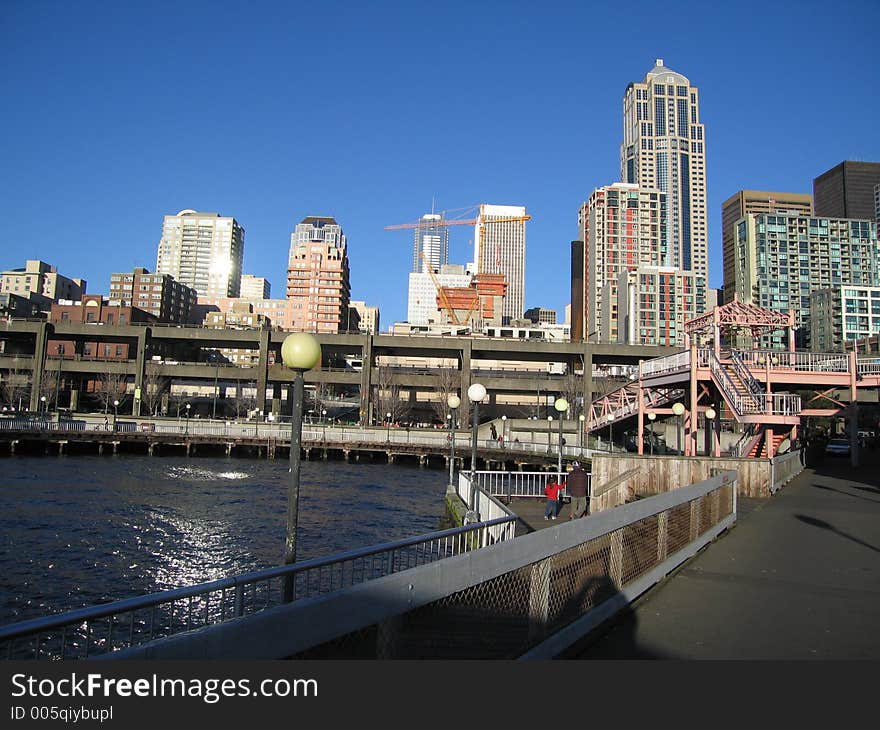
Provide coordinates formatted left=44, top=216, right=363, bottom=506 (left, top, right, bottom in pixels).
left=280, top=332, right=321, bottom=601
left=467, top=383, right=487, bottom=515
left=647, top=412, right=656, bottom=455
left=554, top=397, right=568, bottom=480
left=386, top=412, right=392, bottom=442
left=546, top=415, right=553, bottom=453
left=578, top=413, right=585, bottom=456
left=113, top=399, right=119, bottom=432
left=185, top=403, right=191, bottom=435
left=40, top=395, right=46, bottom=414
left=607, top=413, right=615, bottom=452
left=704, top=407, right=717, bottom=456
left=447, top=394, right=460, bottom=489
left=500, top=414, right=507, bottom=449
left=672, top=402, right=686, bottom=455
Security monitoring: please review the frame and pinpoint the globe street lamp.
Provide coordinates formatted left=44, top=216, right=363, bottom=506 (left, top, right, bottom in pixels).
left=704, top=407, right=717, bottom=456
left=578, top=413, right=585, bottom=456
left=607, top=413, right=615, bottom=452
left=185, top=403, right=191, bottom=435
left=40, top=395, right=46, bottom=414
left=113, top=399, right=119, bottom=432
left=281, top=332, right=321, bottom=601
left=672, top=402, right=686, bottom=455
left=546, top=415, right=553, bottom=454
left=447, top=394, right=460, bottom=490
left=467, top=383, right=487, bottom=515
left=647, top=412, right=657, bottom=455
left=386, top=412, right=392, bottom=442
left=554, top=397, right=569, bottom=479
left=500, top=414, right=507, bottom=449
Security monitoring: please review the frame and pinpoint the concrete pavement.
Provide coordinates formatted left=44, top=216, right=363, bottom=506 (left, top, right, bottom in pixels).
left=571, top=448, right=880, bottom=659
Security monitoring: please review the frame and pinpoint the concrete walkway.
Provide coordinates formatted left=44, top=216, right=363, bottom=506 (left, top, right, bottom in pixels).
left=572, top=449, right=880, bottom=659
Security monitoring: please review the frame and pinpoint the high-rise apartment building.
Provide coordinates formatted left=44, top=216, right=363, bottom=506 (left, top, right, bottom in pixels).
left=1, top=260, right=85, bottom=301
left=108, top=267, right=198, bottom=324
left=407, top=264, right=472, bottom=325
left=721, top=190, right=813, bottom=304
left=616, top=265, right=704, bottom=346
left=621, top=59, right=708, bottom=286
left=473, top=204, right=527, bottom=323
left=240, top=275, right=271, bottom=299
left=523, top=307, right=557, bottom=325
left=577, top=183, right=670, bottom=342
left=411, top=214, right=449, bottom=273
left=874, top=183, right=880, bottom=224
left=813, top=161, right=880, bottom=219
left=810, top=285, right=880, bottom=352
left=733, top=213, right=879, bottom=345
left=350, top=300, right=380, bottom=334
left=156, top=210, right=244, bottom=298
left=286, top=216, right=351, bottom=333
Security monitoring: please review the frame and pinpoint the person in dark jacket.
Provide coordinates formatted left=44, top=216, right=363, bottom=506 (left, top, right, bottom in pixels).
left=566, top=461, right=589, bottom=519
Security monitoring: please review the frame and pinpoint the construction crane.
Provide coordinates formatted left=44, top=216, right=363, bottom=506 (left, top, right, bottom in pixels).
left=419, top=250, right=468, bottom=326
left=386, top=206, right=531, bottom=326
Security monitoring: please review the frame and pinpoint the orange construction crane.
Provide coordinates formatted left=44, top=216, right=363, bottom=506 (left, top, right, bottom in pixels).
left=419, top=250, right=466, bottom=326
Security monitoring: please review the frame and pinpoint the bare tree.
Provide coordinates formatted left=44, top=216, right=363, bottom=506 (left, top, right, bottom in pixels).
left=232, top=381, right=257, bottom=419
left=374, top=365, right=408, bottom=424
left=141, top=363, right=166, bottom=417
left=95, top=367, right=128, bottom=414
left=308, top=383, right=335, bottom=422
left=39, top=368, right=59, bottom=412
left=1, top=357, right=32, bottom=412
left=560, top=370, right=585, bottom=418
left=429, top=367, right=461, bottom=424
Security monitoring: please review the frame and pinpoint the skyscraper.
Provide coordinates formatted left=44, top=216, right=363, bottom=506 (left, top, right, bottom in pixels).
left=813, top=161, right=880, bottom=219
left=156, top=210, right=244, bottom=298
left=721, top=190, right=813, bottom=304
left=621, top=59, right=708, bottom=287
left=286, top=216, right=351, bottom=333
left=577, top=183, right=670, bottom=342
left=411, top=214, right=449, bottom=273
left=473, top=204, right=528, bottom=323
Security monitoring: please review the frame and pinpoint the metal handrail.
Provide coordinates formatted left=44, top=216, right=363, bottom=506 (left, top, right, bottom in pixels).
left=729, top=350, right=763, bottom=396
left=707, top=351, right=761, bottom=416
left=0, top=514, right=516, bottom=659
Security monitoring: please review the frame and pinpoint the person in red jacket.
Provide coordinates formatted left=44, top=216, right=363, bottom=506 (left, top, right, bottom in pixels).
left=543, top=478, right=564, bottom=520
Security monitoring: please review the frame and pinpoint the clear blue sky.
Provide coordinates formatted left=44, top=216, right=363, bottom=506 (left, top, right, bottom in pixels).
left=2, top=0, right=879, bottom=328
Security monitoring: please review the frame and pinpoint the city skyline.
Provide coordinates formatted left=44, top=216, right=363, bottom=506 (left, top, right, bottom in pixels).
left=2, top=2, right=879, bottom=327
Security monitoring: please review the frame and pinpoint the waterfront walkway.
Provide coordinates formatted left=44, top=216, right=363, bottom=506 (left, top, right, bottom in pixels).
left=572, top=449, right=880, bottom=659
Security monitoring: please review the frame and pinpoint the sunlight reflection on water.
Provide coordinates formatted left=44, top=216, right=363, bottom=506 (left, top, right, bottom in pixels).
left=0, top=456, right=447, bottom=624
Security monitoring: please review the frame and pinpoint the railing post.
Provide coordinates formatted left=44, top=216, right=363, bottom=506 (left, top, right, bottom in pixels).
left=234, top=584, right=244, bottom=617
left=528, top=557, right=551, bottom=642
left=609, top=528, right=624, bottom=588
left=657, top=511, right=668, bottom=561
left=689, top=499, right=701, bottom=541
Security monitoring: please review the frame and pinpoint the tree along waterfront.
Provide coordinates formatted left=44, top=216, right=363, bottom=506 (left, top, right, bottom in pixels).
left=0, top=456, right=447, bottom=626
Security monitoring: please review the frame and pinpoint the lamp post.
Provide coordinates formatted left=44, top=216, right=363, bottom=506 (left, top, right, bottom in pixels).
left=386, top=412, right=392, bottom=442
left=578, top=414, right=585, bottom=456
left=647, top=412, right=656, bottom=455
left=546, top=415, right=553, bottom=453
left=554, top=398, right=568, bottom=480
left=672, top=402, right=685, bottom=455
left=185, top=403, right=191, bottom=435
left=447, top=394, right=460, bottom=490
left=607, top=413, right=614, bottom=452
left=40, top=395, right=46, bottom=414
left=500, top=414, right=507, bottom=449
left=467, top=383, right=486, bottom=514
left=113, top=399, right=119, bottom=432
left=280, top=332, right=321, bottom=601
left=704, top=407, right=716, bottom=456
left=211, top=356, right=220, bottom=420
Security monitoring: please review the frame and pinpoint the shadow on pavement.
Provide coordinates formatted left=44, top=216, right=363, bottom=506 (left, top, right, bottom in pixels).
left=794, top=514, right=880, bottom=554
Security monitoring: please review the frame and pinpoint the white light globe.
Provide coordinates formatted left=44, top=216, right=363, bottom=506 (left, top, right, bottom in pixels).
left=554, top=398, right=569, bottom=413
left=281, top=333, right=321, bottom=371
left=467, top=383, right=486, bottom=403
left=447, top=394, right=461, bottom=409
left=672, top=402, right=686, bottom=416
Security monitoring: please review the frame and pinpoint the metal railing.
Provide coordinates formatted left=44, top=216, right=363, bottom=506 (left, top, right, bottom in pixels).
left=708, top=351, right=761, bottom=416
left=469, top=469, right=592, bottom=501
left=729, top=350, right=764, bottom=397
left=0, top=513, right=516, bottom=660
left=640, top=350, right=689, bottom=378
left=734, top=349, right=849, bottom=373
left=857, top=358, right=880, bottom=376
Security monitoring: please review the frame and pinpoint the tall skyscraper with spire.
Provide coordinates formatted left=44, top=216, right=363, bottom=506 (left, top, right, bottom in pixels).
left=621, top=59, right=707, bottom=287
left=411, top=213, right=449, bottom=273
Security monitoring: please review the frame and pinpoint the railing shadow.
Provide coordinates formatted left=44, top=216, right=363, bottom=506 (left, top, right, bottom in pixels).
left=794, top=514, right=880, bottom=554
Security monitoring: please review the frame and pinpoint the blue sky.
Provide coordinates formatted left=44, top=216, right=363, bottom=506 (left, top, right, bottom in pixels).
left=2, top=0, right=879, bottom=328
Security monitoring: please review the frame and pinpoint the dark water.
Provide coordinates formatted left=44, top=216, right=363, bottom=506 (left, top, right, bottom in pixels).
left=0, top=456, right=448, bottom=626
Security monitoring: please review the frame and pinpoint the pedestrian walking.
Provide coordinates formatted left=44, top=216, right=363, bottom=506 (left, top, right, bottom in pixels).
left=543, top=478, right=564, bottom=520
left=566, top=461, right=589, bottom=519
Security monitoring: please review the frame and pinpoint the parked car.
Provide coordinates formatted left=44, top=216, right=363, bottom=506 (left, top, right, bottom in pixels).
left=824, top=439, right=850, bottom=456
